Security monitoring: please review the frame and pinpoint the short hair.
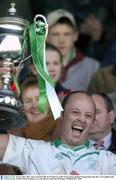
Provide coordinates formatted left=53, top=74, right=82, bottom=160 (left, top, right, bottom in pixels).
left=91, top=92, right=114, bottom=112
left=62, top=91, right=94, bottom=109
left=55, top=17, right=77, bottom=30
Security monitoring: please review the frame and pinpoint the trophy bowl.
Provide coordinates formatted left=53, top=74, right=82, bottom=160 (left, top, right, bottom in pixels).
left=0, top=3, right=30, bottom=129
left=0, top=16, right=29, bottom=64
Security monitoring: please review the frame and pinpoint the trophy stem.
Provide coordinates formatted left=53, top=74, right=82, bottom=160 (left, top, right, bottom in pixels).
left=1, top=58, right=13, bottom=90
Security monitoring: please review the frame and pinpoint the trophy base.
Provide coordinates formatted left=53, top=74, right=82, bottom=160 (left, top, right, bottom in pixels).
left=0, top=89, right=26, bottom=129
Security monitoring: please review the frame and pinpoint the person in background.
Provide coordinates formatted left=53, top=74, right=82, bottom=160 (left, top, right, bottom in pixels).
left=87, top=63, right=116, bottom=94
left=20, top=76, right=59, bottom=141
left=29, top=43, right=70, bottom=95
left=22, top=43, right=70, bottom=103
left=87, top=64, right=116, bottom=112
left=45, top=43, right=71, bottom=137
left=78, top=13, right=105, bottom=62
left=88, top=92, right=116, bottom=153
left=0, top=49, right=63, bottom=140
left=0, top=91, right=116, bottom=175
left=45, top=43, right=70, bottom=97
left=46, top=9, right=100, bottom=91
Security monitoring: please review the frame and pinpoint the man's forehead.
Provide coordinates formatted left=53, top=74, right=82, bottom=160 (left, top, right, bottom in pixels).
left=92, top=95, right=106, bottom=107
left=66, top=93, right=95, bottom=109
left=69, top=93, right=92, bottom=102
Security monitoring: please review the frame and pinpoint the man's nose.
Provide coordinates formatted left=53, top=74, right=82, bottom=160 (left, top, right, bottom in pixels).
left=79, top=114, right=86, bottom=122
left=59, top=35, right=65, bottom=43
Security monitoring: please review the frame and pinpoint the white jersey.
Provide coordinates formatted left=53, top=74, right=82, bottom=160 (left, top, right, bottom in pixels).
left=2, top=135, right=116, bottom=175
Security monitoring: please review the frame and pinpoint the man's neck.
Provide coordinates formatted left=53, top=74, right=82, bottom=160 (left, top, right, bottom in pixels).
left=89, top=131, right=112, bottom=149
left=63, top=47, right=76, bottom=67
left=88, top=128, right=111, bottom=142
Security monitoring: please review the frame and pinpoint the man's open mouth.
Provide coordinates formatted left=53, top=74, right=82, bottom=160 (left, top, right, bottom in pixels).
left=71, top=124, right=84, bottom=133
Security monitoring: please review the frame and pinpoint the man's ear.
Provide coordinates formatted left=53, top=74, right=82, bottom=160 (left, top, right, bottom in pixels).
left=109, top=110, right=116, bottom=124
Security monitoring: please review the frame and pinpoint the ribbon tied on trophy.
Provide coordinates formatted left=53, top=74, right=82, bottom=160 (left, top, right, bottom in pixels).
left=29, top=14, right=63, bottom=118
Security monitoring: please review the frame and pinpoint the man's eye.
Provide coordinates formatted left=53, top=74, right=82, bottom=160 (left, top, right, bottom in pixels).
left=54, top=62, right=59, bottom=65
left=52, top=33, right=59, bottom=36
left=86, top=114, right=92, bottom=118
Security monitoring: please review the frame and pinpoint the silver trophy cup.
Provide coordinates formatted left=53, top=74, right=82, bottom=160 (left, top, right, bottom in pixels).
left=0, top=3, right=29, bottom=129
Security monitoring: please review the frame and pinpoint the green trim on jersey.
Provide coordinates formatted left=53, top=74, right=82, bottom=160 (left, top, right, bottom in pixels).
left=61, top=152, right=71, bottom=160
left=73, top=151, right=99, bottom=165
left=53, top=139, right=91, bottom=150
left=68, top=47, right=76, bottom=62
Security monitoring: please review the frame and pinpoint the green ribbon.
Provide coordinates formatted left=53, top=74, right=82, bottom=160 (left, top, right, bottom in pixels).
left=29, top=20, right=55, bottom=112
left=21, top=24, right=30, bottom=59
left=11, top=24, right=30, bottom=97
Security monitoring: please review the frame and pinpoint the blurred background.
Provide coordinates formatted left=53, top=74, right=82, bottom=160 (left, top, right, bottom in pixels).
left=0, top=0, right=116, bottom=25
left=0, top=0, right=116, bottom=63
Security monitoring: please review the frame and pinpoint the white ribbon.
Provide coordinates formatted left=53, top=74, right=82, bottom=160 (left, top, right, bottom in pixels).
left=43, top=44, right=63, bottom=119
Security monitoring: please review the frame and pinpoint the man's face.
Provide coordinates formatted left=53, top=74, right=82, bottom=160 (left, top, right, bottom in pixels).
left=89, top=95, right=114, bottom=140
left=47, top=24, right=78, bottom=58
left=61, top=93, right=95, bottom=147
left=46, top=49, right=62, bottom=82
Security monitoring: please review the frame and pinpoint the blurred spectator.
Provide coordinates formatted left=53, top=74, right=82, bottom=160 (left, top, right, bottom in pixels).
left=77, top=13, right=107, bottom=62
left=20, top=44, right=70, bottom=97
left=79, top=14, right=103, bottom=43
left=46, top=9, right=100, bottom=91
left=45, top=43, right=70, bottom=97
left=0, top=65, right=61, bottom=140
left=21, top=43, right=70, bottom=98
left=88, top=93, right=116, bottom=153
left=20, top=76, right=61, bottom=141
left=87, top=64, right=116, bottom=112
left=87, top=64, right=116, bottom=94
left=47, top=9, right=78, bottom=67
